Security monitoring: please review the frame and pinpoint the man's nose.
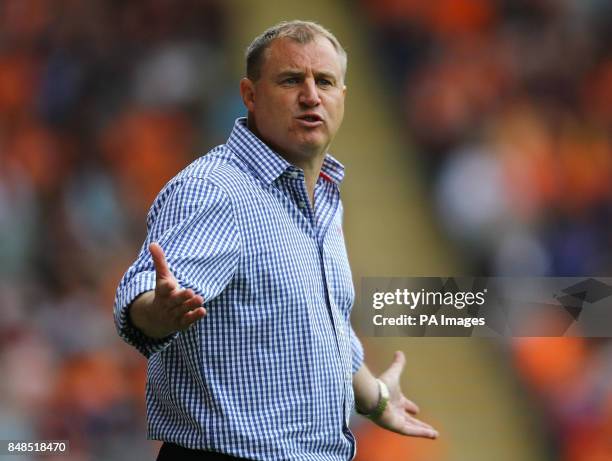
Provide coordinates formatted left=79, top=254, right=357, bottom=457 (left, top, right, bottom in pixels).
left=298, top=79, right=321, bottom=107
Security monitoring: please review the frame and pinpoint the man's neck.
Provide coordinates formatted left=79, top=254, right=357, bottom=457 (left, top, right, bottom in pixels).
left=297, top=157, right=325, bottom=206
left=247, top=117, right=325, bottom=206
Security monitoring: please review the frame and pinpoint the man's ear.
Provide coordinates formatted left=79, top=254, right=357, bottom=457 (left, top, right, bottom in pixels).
left=240, top=78, right=256, bottom=112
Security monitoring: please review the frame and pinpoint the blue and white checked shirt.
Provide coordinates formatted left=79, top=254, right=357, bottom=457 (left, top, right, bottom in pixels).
left=114, top=118, right=364, bottom=461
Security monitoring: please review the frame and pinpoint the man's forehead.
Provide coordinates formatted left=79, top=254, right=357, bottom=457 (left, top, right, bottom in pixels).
left=263, top=36, right=342, bottom=75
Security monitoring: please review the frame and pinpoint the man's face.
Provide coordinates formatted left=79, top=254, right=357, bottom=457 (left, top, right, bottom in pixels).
left=241, top=36, right=346, bottom=162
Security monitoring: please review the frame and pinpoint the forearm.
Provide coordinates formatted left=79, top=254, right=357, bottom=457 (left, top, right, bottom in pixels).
left=352, top=363, right=380, bottom=413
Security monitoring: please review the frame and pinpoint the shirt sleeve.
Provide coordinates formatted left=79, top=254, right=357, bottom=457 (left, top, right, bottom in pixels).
left=114, top=177, right=241, bottom=358
left=350, top=325, right=364, bottom=374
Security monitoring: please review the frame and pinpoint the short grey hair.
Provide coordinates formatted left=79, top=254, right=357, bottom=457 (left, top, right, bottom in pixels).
left=245, top=20, right=347, bottom=81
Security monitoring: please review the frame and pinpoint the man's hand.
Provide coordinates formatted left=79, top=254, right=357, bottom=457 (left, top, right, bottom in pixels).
left=354, top=351, right=438, bottom=439
left=376, top=351, right=438, bottom=438
left=128, top=242, right=206, bottom=338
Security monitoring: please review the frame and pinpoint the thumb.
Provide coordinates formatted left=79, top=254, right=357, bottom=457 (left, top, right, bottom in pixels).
left=150, top=242, right=173, bottom=283
left=386, top=350, right=406, bottom=379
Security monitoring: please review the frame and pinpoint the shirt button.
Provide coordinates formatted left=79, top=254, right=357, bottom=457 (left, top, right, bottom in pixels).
left=298, top=201, right=306, bottom=208
left=289, top=171, right=299, bottom=179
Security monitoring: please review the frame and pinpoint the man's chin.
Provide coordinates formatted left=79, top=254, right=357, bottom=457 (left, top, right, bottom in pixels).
left=297, top=133, right=329, bottom=150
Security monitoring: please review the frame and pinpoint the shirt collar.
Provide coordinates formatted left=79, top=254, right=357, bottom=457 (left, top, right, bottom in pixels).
left=227, top=118, right=345, bottom=185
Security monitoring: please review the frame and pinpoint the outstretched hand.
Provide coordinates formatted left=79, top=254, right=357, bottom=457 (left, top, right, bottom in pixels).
left=375, top=351, right=439, bottom=439
left=129, top=243, right=206, bottom=338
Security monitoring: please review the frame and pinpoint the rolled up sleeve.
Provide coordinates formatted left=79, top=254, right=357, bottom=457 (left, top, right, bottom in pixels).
left=114, top=177, right=241, bottom=358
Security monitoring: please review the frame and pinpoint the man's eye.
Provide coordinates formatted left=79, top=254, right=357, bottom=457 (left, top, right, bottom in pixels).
left=317, top=79, right=333, bottom=87
left=282, top=78, right=299, bottom=84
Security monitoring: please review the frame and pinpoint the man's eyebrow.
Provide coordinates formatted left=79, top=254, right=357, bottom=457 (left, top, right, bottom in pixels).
left=275, top=69, right=339, bottom=81
left=276, top=70, right=305, bottom=78
left=314, top=71, right=337, bottom=81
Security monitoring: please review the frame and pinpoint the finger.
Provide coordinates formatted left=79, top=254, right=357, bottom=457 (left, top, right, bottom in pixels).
left=172, top=295, right=204, bottom=316
left=187, top=295, right=204, bottom=309
left=403, top=426, right=436, bottom=438
left=168, top=288, right=196, bottom=308
left=402, top=396, right=420, bottom=415
left=405, top=414, right=435, bottom=431
left=178, top=307, right=207, bottom=329
left=401, top=423, right=438, bottom=439
left=150, top=242, right=173, bottom=283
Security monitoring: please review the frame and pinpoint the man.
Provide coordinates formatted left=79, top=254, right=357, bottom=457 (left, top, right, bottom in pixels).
left=114, top=20, right=438, bottom=461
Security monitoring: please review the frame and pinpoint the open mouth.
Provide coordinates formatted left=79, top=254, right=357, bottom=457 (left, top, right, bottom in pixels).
left=296, top=113, right=324, bottom=125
